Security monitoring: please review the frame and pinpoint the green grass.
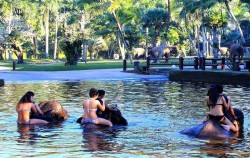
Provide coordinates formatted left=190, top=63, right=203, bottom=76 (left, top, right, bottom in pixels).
left=0, top=59, right=135, bottom=71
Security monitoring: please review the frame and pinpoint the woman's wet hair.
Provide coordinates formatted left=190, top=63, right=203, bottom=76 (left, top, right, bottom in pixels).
left=89, top=88, right=99, bottom=97
left=207, top=87, right=219, bottom=107
left=18, top=91, right=34, bottom=104
left=215, top=85, right=223, bottom=93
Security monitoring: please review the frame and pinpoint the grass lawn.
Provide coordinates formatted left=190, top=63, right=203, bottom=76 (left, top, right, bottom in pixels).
left=0, top=59, right=136, bottom=71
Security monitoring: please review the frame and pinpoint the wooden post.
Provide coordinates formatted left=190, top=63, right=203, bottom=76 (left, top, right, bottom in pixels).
left=146, top=57, right=150, bottom=69
left=123, top=59, right=127, bottom=71
left=179, top=57, right=184, bottom=70
left=12, top=60, right=16, bottom=70
left=202, top=57, right=206, bottom=70
left=199, top=57, right=202, bottom=69
left=221, top=57, right=225, bottom=70
left=212, top=59, right=217, bottom=69
left=194, top=57, right=198, bottom=70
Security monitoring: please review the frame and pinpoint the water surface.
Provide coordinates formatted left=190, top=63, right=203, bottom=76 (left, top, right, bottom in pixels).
left=0, top=79, right=249, bottom=157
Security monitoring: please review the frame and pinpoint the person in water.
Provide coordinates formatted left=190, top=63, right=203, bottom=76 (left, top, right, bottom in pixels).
left=25, top=91, right=44, bottom=116
left=16, top=91, right=48, bottom=125
left=98, top=90, right=117, bottom=112
left=199, top=87, right=238, bottom=132
left=81, top=88, right=113, bottom=127
left=215, top=84, right=237, bottom=120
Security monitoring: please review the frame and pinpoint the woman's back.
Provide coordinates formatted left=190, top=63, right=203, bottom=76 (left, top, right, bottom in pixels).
left=207, top=96, right=226, bottom=116
left=17, top=103, right=32, bottom=123
left=83, top=99, right=98, bottom=119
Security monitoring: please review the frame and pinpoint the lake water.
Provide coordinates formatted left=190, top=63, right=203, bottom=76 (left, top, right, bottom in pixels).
left=0, top=79, right=250, bottom=157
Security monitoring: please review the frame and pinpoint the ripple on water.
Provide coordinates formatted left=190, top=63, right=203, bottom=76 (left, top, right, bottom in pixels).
left=0, top=80, right=249, bottom=157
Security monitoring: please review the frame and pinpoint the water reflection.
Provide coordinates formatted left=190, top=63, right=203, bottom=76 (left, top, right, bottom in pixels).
left=81, top=124, right=127, bottom=151
left=0, top=80, right=249, bottom=157
left=199, top=139, right=244, bottom=157
left=16, top=125, right=38, bottom=145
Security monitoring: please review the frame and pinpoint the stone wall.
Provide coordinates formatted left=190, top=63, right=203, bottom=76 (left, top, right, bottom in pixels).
left=169, top=69, right=250, bottom=85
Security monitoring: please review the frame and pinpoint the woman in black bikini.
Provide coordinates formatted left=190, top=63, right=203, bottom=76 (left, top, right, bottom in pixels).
left=16, top=91, right=48, bottom=125
left=200, top=87, right=238, bottom=132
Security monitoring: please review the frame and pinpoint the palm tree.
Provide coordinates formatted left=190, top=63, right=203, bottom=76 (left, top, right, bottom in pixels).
left=141, top=8, right=168, bottom=47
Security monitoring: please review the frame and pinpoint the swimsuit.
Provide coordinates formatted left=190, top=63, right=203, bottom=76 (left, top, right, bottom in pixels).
left=81, top=118, right=97, bottom=124
left=82, top=101, right=98, bottom=125
left=208, top=114, right=226, bottom=122
left=83, top=108, right=97, bottom=113
left=207, top=101, right=226, bottom=122
left=17, top=120, right=31, bottom=125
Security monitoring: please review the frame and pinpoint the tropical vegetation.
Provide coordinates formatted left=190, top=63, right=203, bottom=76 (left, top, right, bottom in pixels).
left=0, top=0, right=249, bottom=66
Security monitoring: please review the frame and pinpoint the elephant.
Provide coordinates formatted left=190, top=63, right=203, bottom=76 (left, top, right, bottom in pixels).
left=149, top=46, right=178, bottom=63
left=132, top=48, right=145, bottom=60
left=76, top=106, right=128, bottom=126
left=180, top=108, right=244, bottom=139
left=229, top=44, right=244, bottom=61
left=30, top=100, right=68, bottom=123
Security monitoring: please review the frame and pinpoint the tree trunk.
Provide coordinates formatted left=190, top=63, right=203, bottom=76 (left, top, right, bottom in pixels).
left=184, top=13, right=197, bottom=55
left=225, top=1, right=245, bottom=43
left=201, top=9, right=206, bottom=57
left=53, top=18, right=58, bottom=60
left=165, top=0, right=171, bottom=41
left=112, top=11, right=133, bottom=64
left=117, top=34, right=125, bottom=60
left=154, top=27, right=158, bottom=47
left=45, top=9, right=50, bottom=58
left=81, top=44, right=87, bottom=63
left=18, top=52, right=24, bottom=63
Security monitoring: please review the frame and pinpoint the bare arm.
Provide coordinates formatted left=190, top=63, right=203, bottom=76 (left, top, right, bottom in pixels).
left=97, top=100, right=105, bottom=111
left=222, top=97, right=229, bottom=110
left=31, top=104, right=37, bottom=113
left=35, top=103, right=43, bottom=115
left=104, top=101, right=116, bottom=111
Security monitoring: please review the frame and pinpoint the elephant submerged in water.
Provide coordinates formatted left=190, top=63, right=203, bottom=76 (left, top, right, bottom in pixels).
left=180, top=108, right=244, bottom=139
left=30, top=100, right=68, bottom=123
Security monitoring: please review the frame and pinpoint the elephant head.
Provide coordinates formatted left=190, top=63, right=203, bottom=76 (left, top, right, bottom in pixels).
left=38, top=100, right=68, bottom=122
left=96, top=106, right=128, bottom=126
left=180, top=108, right=244, bottom=139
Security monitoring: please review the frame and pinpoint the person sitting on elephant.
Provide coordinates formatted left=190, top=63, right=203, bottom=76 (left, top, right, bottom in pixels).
left=81, top=88, right=113, bottom=127
left=215, top=85, right=237, bottom=120
left=24, top=91, right=47, bottom=120
left=96, top=90, right=117, bottom=120
left=98, top=90, right=117, bottom=112
left=16, top=91, right=48, bottom=125
left=199, top=87, right=238, bottom=132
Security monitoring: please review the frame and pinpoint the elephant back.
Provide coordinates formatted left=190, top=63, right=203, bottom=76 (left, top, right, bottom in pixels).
left=180, top=120, right=236, bottom=139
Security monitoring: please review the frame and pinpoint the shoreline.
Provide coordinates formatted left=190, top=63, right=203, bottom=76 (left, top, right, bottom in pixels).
left=0, top=68, right=167, bottom=85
